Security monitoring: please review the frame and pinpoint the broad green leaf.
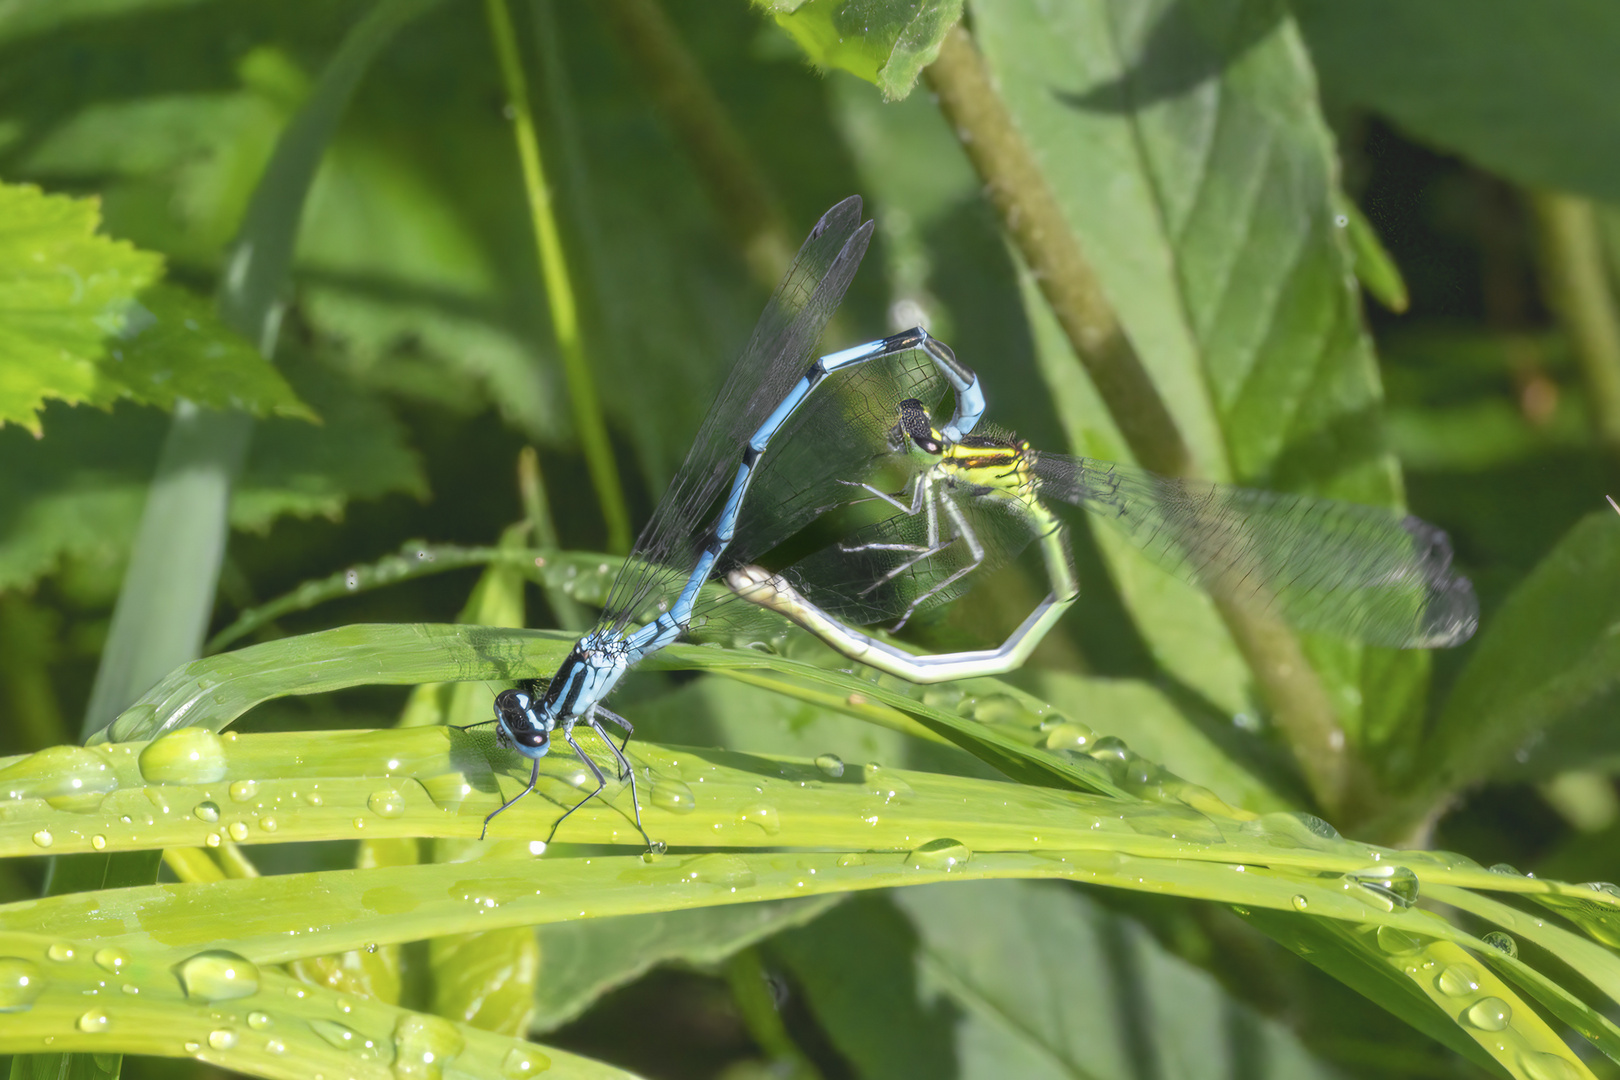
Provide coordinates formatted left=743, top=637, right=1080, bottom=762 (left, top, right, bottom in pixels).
left=1296, top=0, right=1620, bottom=205
left=970, top=0, right=1423, bottom=750
left=0, top=183, right=307, bottom=433
left=891, top=880, right=1346, bottom=1079
left=762, top=0, right=964, bottom=101
left=1430, top=512, right=1620, bottom=790
left=0, top=353, right=426, bottom=595
left=531, top=897, right=841, bottom=1032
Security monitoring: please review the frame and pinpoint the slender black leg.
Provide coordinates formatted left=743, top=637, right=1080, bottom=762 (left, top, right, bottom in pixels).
left=589, top=713, right=654, bottom=851
left=595, top=704, right=635, bottom=766
left=453, top=719, right=499, bottom=732
left=544, top=730, right=611, bottom=845
left=480, top=758, right=540, bottom=840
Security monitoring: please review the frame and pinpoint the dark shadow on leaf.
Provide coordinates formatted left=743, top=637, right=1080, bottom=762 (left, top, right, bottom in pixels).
left=1058, top=0, right=1287, bottom=114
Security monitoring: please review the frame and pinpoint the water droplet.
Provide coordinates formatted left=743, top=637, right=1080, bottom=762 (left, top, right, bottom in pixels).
left=247, top=1012, right=273, bottom=1031
left=260, top=816, right=278, bottom=833
left=93, top=948, right=129, bottom=973
left=1583, top=880, right=1620, bottom=898
left=229, top=780, right=258, bottom=802
left=138, top=728, right=228, bottom=784
left=193, top=801, right=220, bottom=823
left=311, top=1019, right=388, bottom=1060
left=367, top=789, right=406, bottom=819
left=1375, top=926, right=1425, bottom=955
left=908, top=838, right=971, bottom=872
left=862, top=764, right=913, bottom=803
left=1435, top=962, right=1481, bottom=997
left=814, top=754, right=845, bottom=778
left=208, top=1028, right=238, bottom=1050
left=1488, top=862, right=1522, bottom=876
left=0, top=957, right=45, bottom=1012
left=91, top=1054, right=119, bottom=1071
left=77, top=1009, right=110, bottom=1033
left=737, top=804, right=781, bottom=836
left=684, top=853, right=757, bottom=889
left=836, top=853, right=867, bottom=868
left=106, top=703, right=158, bottom=743
left=91, top=835, right=107, bottom=850
left=1518, top=1051, right=1581, bottom=1080
left=0, top=745, right=118, bottom=809
left=1289, top=812, right=1339, bottom=839
left=46, top=943, right=74, bottom=963
left=183, top=1041, right=200, bottom=1054
left=1464, top=997, right=1511, bottom=1031
left=648, top=776, right=696, bottom=814
left=501, top=1046, right=550, bottom=1078
left=265, top=1039, right=286, bottom=1054
left=391, top=1012, right=465, bottom=1079
left=31, top=830, right=52, bottom=848
left=304, top=790, right=323, bottom=807
left=1042, top=722, right=1093, bottom=752
left=174, top=951, right=260, bottom=1002
left=1346, top=865, right=1419, bottom=910
left=1481, top=931, right=1518, bottom=957
left=1290, top=895, right=1309, bottom=911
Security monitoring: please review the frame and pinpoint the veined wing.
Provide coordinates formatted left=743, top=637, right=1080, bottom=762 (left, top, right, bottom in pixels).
left=598, top=197, right=875, bottom=632
left=1035, top=454, right=1478, bottom=647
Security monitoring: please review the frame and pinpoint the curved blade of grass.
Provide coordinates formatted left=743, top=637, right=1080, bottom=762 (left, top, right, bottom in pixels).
left=0, top=930, right=635, bottom=1080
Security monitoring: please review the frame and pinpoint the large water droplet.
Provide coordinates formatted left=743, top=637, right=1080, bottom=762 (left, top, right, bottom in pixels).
left=247, top=1012, right=273, bottom=1031
left=0, top=957, right=45, bottom=1012
left=174, top=951, right=260, bottom=1002
left=1435, top=962, right=1481, bottom=997
left=367, top=789, right=405, bottom=819
left=228, top=821, right=249, bottom=841
left=1488, top=862, right=1522, bottom=876
left=1290, top=895, right=1309, bottom=911
left=228, top=780, right=258, bottom=803
left=908, top=838, right=971, bottom=872
left=208, top=1028, right=238, bottom=1050
left=311, top=1019, right=390, bottom=1062
left=1481, top=931, right=1518, bottom=958
left=46, top=942, right=74, bottom=963
left=31, top=830, right=52, bottom=849
left=1464, top=997, right=1511, bottom=1031
left=77, top=1008, right=110, bottom=1033
left=193, top=801, right=220, bottom=823
left=648, top=776, right=696, bottom=814
left=1374, top=926, right=1425, bottom=955
left=106, top=703, right=158, bottom=743
left=1289, top=812, right=1339, bottom=839
left=1346, top=865, right=1419, bottom=910
left=391, top=1012, right=465, bottom=1080
left=737, top=804, right=781, bottom=836
left=93, top=948, right=129, bottom=973
left=1042, top=722, right=1093, bottom=752
left=1518, top=1051, right=1581, bottom=1080
left=684, top=853, right=757, bottom=889
left=0, top=745, right=118, bottom=810
left=501, top=1046, right=551, bottom=1078
left=138, top=728, right=227, bottom=784
left=814, top=754, right=845, bottom=778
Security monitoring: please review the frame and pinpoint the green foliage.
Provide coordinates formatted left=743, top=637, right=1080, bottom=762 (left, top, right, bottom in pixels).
left=0, top=183, right=308, bottom=433
left=0, top=1, right=1616, bottom=1079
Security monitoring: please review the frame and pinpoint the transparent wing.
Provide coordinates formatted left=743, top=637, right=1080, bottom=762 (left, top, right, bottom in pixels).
left=777, top=484, right=1042, bottom=628
left=597, top=197, right=874, bottom=631
left=723, top=347, right=948, bottom=567
left=1037, top=454, right=1478, bottom=647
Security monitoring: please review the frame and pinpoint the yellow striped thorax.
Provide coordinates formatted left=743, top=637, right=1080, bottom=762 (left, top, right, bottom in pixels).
left=892, top=398, right=1044, bottom=517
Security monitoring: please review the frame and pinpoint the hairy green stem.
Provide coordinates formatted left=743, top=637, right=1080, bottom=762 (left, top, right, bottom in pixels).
left=486, top=0, right=632, bottom=554
left=603, top=0, right=795, bottom=289
left=924, top=25, right=1359, bottom=818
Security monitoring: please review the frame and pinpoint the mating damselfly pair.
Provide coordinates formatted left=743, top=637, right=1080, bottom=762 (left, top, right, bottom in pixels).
left=467, top=197, right=1477, bottom=846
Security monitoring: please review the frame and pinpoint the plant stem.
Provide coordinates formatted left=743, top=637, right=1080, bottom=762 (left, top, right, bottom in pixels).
left=486, top=0, right=633, bottom=554
left=925, top=25, right=1359, bottom=817
left=1529, top=189, right=1620, bottom=458
left=603, top=0, right=796, bottom=290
